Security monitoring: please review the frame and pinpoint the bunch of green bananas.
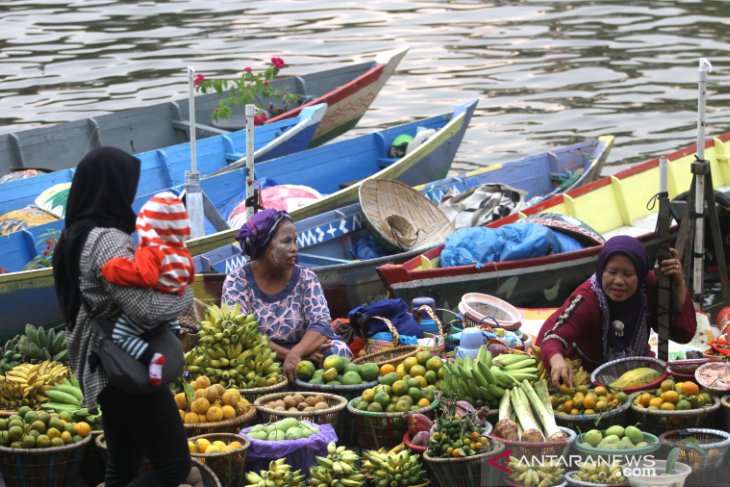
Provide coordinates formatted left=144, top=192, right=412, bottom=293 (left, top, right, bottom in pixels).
left=245, top=458, right=305, bottom=487
left=508, top=456, right=565, bottom=487
left=0, top=360, right=70, bottom=409
left=40, top=376, right=102, bottom=428
left=0, top=335, right=23, bottom=374
left=17, top=324, right=67, bottom=363
left=362, top=448, right=426, bottom=487
left=184, top=303, right=282, bottom=389
left=308, top=442, right=365, bottom=487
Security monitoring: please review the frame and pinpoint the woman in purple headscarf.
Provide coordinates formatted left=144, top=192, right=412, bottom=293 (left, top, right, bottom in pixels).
left=536, top=235, right=696, bottom=388
left=221, top=209, right=352, bottom=381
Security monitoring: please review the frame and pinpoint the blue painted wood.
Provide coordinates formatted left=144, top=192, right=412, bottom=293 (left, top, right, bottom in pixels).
left=0, top=104, right=325, bottom=218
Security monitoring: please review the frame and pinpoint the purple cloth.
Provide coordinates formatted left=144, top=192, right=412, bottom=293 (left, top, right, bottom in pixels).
left=234, top=208, right=291, bottom=260
left=592, top=235, right=650, bottom=359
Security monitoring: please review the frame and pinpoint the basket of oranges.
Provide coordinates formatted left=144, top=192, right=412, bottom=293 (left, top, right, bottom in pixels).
left=188, top=433, right=250, bottom=487
left=550, top=385, right=632, bottom=432
left=629, top=379, right=721, bottom=435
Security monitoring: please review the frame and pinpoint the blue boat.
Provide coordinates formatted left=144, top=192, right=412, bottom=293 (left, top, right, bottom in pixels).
left=190, top=136, right=614, bottom=318
left=0, top=104, right=327, bottom=233
left=0, top=99, right=478, bottom=338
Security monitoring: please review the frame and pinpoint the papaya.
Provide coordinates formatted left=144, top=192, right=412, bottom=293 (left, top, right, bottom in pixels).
left=608, top=367, right=661, bottom=389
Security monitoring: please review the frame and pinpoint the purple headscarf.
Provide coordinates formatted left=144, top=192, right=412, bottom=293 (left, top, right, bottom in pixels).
left=235, top=209, right=291, bottom=260
left=591, top=235, right=651, bottom=359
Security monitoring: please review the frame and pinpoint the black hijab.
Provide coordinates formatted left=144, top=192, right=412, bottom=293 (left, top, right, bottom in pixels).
left=52, top=147, right=141, bottom=329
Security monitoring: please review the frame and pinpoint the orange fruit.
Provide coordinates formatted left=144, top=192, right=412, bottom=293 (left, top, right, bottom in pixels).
left=583, top=396, right=597, bottom=410
left=403, top=357, right=419, bottom=373
left=380, top=364, right=395, bottom=376
left=648, top=397, right=664, bottom=408
left=416, top=398, right=431, bottom=408
left=395, top=363, right=407, bottom=378
left=73, top=421, right=91, bottom=438
left=681, top=382, right=700, bottom=396
left=660, top=379, right=675, bottom=392
left=660, top=390, right=679, bottom=404
left=594, top=386, right=608, bottom=396
left=660, top=402, right=675, bottom=411
left=639, top=392, right=652, bottom=407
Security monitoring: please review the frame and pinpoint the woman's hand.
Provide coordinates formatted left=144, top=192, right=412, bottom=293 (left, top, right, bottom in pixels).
left=660, top=248, right=684, bottom=280
left=283, top=349, right=303, bottom=382
left=305, top=340, right=332, bottom=365
left=549, top=354, right=573, bottom=389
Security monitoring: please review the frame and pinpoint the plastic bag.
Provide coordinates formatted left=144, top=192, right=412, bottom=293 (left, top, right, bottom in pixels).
left=239, top=421, right=337, bottom=474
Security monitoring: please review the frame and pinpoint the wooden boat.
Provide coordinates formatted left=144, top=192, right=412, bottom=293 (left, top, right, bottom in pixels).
left=0, top=99, right=477, bottom=339
left=189, top=136, right=613, bottom=318
left=376, top=133, right=730, bottom=313
left=0, top=47, right=408, bottom=175
left=0, top=104, right=326, bottom=226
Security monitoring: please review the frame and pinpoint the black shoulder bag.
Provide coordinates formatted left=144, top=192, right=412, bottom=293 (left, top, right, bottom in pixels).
left=82, top=297, right=184, bottom=395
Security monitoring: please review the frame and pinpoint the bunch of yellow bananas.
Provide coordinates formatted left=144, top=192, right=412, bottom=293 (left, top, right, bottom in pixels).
left=0, top=360, right=70, bottom=409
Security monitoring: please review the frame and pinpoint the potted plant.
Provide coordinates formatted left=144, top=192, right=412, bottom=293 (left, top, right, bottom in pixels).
left=194, top=56, right=300, bottom=126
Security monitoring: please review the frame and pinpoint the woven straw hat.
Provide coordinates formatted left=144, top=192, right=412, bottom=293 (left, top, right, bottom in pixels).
left=359, top=179, right=454, bottom=252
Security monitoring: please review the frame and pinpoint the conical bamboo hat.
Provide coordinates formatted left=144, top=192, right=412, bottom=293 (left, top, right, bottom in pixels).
left=358, top=178, right=454, bottom=252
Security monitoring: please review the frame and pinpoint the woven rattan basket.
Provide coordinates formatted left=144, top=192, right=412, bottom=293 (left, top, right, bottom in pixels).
left=591, top=357, right=668, bottom=394
left=658, top=427, right=730, bottom=484
left=489, top=426, right=576, bottom=460
left=554, top=395, right=632, bottom=431
left=189, top=432, right=250, bottom=487
left=184, top=406, right=257, bottom=437
left=254, top=391, right=348, bottom=425
left=359, top=179, right=454, bottom=252
left=628, top=391, right=721, bottom=435
left=238, top=376, right=288, bottom=403
left=346, top=396, right=440, bottom=449
left=423, top=440, right=506, bottom=487
left=0, top=433, right=92, bottom=487
left=353, top=345, right=421, bottom=367
left=573, top=430, right=660, bottom=463
left=95, top=435, right=221, bottom=487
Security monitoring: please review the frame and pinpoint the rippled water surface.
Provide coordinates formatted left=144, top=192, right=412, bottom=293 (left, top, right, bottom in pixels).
left=1, top=0, right=730, bottom=172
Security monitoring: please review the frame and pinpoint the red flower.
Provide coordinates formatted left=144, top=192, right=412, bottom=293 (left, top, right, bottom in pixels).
left=271, top=57, right=285, bottom=69
left=42, top=250, right=48, bottom=256
left=244, top=67, right=252, bottom=73
left=193, top=73, right=205, bottom=88
left=254, top=113, right=268, bottom=125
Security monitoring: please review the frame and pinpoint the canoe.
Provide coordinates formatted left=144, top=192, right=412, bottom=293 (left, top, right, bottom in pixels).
left=0, top=103, right=326, bottom=228
left=189, top=136, right=613, bottom=318
left=377, top=133, right=730, bottom=312
left=0, top=47, right=408, bottom=175
left=0, top=99, right=477, bottom=339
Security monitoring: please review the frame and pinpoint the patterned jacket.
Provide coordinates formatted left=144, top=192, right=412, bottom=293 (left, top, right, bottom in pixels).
left=67, top=228, right=192, bottom=409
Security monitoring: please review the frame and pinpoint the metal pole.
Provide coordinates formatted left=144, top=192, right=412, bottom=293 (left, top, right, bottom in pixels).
left=245, top=104, right=256, bottom=221
left=656, top=156, right=671, bottom=361
left=692, top=58, right=712, bottom=304
left=186, top=66, right=205, bottom=238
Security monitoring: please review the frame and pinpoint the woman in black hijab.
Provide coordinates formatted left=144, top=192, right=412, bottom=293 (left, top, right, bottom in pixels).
left=53, top=147, right=192, bottom=487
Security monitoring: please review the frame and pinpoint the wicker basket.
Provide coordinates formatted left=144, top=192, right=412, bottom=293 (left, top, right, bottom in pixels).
left=0, top=433, right=92, bottom=487
left=353, top=345, right=421, bottom=367
left=590, top=357, right=668, bottom=394
left=347, top=396, right=440, bottom=449
left=189, top=432, right=250, bottom=487
left=239, top=376, right=289, bottom=403
left=94, top=436, right=221, bottom=487
left=489, top=426, right=576, bottom=460
left=184, top=406, right=257, bottom=437
left=554, top=395, right=632, bottom=431
left=628, top=391, right=721, bottom=435
left=658, top=428, right=730, bottom=484
left=254, top=391, right=347, bottom=425
left=423, top=440, right=506, bottom=487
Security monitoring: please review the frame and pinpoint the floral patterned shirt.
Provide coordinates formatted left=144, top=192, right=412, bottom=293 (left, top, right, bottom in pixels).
left=221, top=263, right=351, bottom=357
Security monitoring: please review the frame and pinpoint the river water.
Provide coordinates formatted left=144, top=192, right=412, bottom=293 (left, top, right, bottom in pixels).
left=2, top=0, right=730, bottom=173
